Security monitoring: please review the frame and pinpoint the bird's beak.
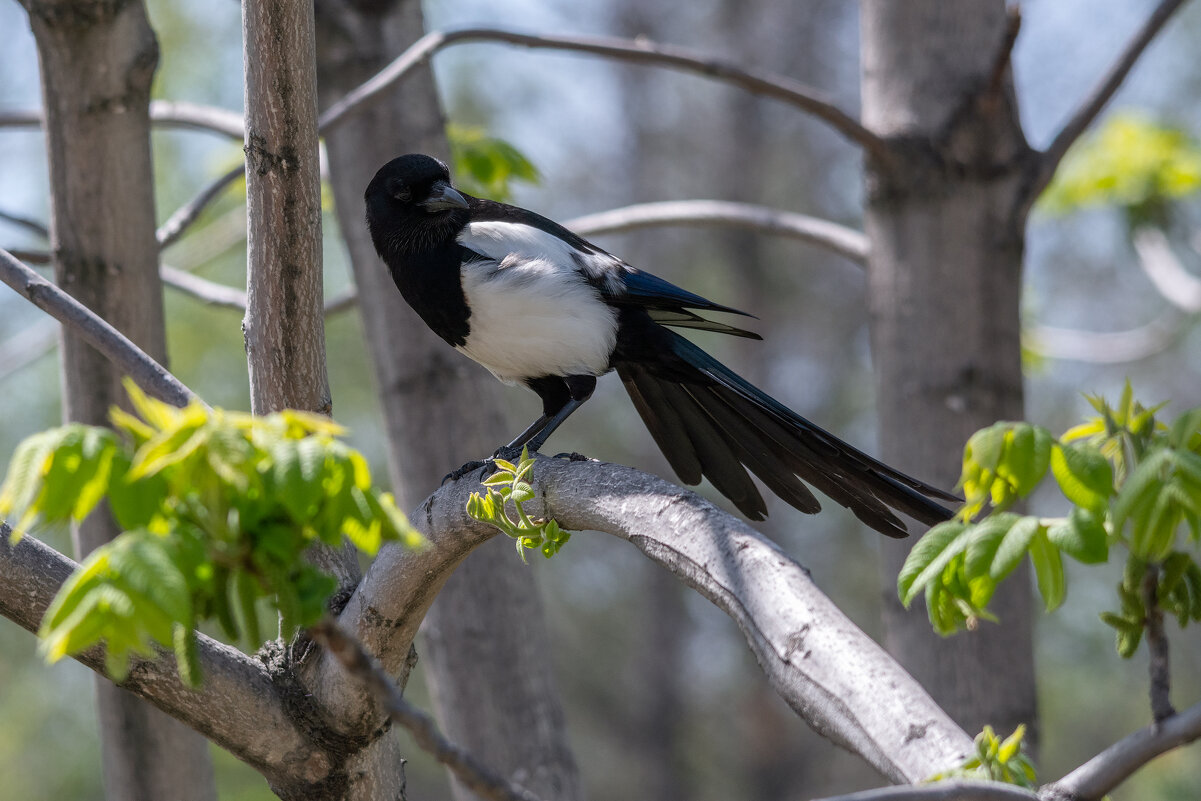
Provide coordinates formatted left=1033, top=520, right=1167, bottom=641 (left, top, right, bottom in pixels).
left=419, top=180, right=469, bottom=212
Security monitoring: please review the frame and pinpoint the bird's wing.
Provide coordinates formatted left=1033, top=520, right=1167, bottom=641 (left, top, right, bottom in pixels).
left=462, top=195, right=760, bottom=339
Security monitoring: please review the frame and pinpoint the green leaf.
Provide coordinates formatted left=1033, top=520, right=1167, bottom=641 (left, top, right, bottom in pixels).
left=1046, top=508, right=1109, bottom=564
left=1029, top=529, right=1066, bottom=611
left=996, top=425, right=1053, bottom=497
left=1050, top=442, right=1113, bottom=513
left=991, top=516, right=1042, bottom=581
left=174, top=623, right=201, bottom=688
left=898, top=521, right=970, bottom=606
left=1169, top=408, right=1201, bottom=449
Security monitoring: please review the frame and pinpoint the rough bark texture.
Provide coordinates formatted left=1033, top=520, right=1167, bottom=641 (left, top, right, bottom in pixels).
left=241, top=0, right=331, bottom=417
left=312, top=3, right=584, bottom=800
left=20, top=1, right=217, bottom=797
left=859, top=1, right=1039, bottom=744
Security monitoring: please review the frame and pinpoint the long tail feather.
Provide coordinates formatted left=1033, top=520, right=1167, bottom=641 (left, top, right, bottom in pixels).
left=615, top=331, right=958, bottom=537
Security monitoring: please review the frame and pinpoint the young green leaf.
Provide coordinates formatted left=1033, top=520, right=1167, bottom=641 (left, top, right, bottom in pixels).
left=1029, top=529, right=1066, bottom=611
left=1050, top=442, right=1114, bottom=513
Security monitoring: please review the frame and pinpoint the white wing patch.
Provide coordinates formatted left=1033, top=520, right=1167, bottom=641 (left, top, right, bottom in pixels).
left=455, top=221, right=619, bottom=384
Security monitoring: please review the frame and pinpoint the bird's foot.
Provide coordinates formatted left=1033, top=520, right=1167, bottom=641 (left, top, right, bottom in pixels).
left=441, top=459, right=489, bottom=485
left=491, top=444, right=528, bottom=465
left=551, top=451, right=593, bottom=462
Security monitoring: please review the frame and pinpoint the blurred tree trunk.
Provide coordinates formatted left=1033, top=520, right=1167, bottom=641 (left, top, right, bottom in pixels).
left=860, top=1, right=1038, bottom=745
left=314, top=3, right=584, bottom=800
left=19, top=0, right=217, bottom=798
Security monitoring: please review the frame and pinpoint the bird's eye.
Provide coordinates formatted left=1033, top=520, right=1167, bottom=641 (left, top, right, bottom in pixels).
left=386, top=178, right=412, bottom=202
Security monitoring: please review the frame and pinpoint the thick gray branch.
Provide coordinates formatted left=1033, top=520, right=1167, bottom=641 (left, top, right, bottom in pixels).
left=0, top=247, right=198, bottom=406
left=1032, top=0, right=1190, bottom=196
left=565, top=200, right=869, bottom=265
left=317, top=27, right=891, bottom=163
left=314, top=456, right=973, bottom=781
left=0, top=529, right=325, bottom=782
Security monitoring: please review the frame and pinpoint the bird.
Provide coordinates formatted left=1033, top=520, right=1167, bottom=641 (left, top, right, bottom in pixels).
left=364, top=153, right=958, bottom=537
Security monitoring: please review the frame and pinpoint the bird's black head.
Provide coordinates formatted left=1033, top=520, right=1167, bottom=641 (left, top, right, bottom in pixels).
left=365, top=154, right=470, bottom=258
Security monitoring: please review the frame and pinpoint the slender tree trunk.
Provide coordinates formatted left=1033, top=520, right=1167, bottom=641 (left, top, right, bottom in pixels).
left=314, top=3, right=584, bottom=800
left=19, top=1, right=217, bottom=798
left=860, top=1, right=1039, bottom=745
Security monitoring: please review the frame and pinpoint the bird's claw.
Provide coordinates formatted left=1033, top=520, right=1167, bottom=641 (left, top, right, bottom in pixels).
left=551, top=451, right=593, bottom=462
left=441, top=459, right=488, bottom=485
left=491, top=444, right=526, bottom=464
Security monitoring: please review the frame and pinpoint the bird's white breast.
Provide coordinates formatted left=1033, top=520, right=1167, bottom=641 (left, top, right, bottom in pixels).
left=455, top=222, right=618, bottom=384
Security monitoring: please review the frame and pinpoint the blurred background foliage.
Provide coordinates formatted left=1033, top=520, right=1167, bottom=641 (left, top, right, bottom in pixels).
left=1, top=1, right=1200, bottom=799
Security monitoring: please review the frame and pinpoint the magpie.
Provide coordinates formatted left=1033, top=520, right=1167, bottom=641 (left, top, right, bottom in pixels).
left=364, top=154, right=957, bottom=537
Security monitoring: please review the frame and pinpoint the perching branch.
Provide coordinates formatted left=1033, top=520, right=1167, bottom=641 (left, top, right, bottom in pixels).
left=1032, top=0, right=1190, bottom=197
left=308, top=618, right=544, bottom=801
left=317, top=27, right=892, bottom=165
left=305, top=455, right=973, bottom=781
left=1045, top=700, right=1201, bottom=800
left=565, top=200, right=869, bottom=265
left=0, top=247, right=198, bottom=406
left=815, top=781, right=1036, bottom=801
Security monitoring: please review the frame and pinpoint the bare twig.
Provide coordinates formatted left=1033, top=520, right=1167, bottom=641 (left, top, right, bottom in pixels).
left=565, top=200, right=869, bottom=265
left=317, top=27, right=892, bottom=165
left=1141, top=565, right=1175, bottom=724
left=1024, top=313, right=1190, bottom=364
left=1046, top=700, right=1201, bottom=800
left=308, top=618, right=544, bottom=801
left=0, top=102, right=242, bottom=140
left=0, top=247, right=198, bottom=406
left=161, top=266, right=248, bottom=310
left=814, top=780, right=1036, bottom=801
left=1137, top=227, right=1201, bottom=312
left=4, top=248, right=49, bottom=266
left=0, top=209, right=49, bottom=239
left=1033, top=0, right=1190, bottom=196
left=156, top=163, right=246, bottom=250
left=986, top=5, right=1023, bottom=97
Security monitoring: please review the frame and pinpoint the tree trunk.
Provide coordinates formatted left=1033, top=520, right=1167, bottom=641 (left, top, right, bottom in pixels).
left=314, top=3, right=584, bottom=800
left=20, top=1, right=217, bottom=798
left=860, top=1, right=1039, bottom=745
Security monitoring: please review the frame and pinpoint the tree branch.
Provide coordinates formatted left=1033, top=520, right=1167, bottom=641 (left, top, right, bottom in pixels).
left=0, top=101, right=243, bottom=140
left=1044, top=700, right=1201, bottom=800
left=305, top=455, right=973, bottom=780
left=565, top=200, right=869, bottom=265
left=1141, top=565, right=1175, bottom=723
left=0, top=247, right=198, bottom=406
left=161, top=266, right=248, bottom=310
left=814, top=780, right=1036, bottom=801
left=0, top=208, right=49, bottom=239
left=0, top=527, right=325, bottom=781
left=1024, top=313, right=1190, bottom=364
left=1137, top=227, right=1201, bottom=313
left=1032, top=0, right=1190, bottom=197
left=308, top=618, right=545, bottom=801
left=156, top=163, right=246, bottom=250
left=317, top=27, right=892, bottom=165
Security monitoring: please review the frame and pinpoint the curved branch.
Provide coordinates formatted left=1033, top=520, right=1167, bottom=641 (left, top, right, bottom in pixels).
left=0, top=101, right=243, bottom=140
left=156, top=163, right=246, bottom=250
left=1024, top=312, right=1190, bottom=364
left=1032, top=0, right=1190, bottom=197
left=0, top=247, right=198, bottom=406
left=306, top=456, right=972, bottom=781
left=0, top=529, right=323, bottom=781
left=815, top=780, right=1036, bottom=801
left=161, top=266, right=248, bottom=310
left=1045, top=700, right=1201, bottom=800
left=565, top=200, right=869, bottom=265
left=1136, top=227, right=1201, bottom=313
left=317, top=27, right=891, bottom=165
left=0, top=209, right=49, bottom=239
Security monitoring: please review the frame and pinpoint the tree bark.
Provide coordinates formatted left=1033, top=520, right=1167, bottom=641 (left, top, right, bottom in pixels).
left=859, top=1, right=1039, bottom=745
left=19, top=1, right=217, bottom=797
left=313, top=3, right=583, bottom=800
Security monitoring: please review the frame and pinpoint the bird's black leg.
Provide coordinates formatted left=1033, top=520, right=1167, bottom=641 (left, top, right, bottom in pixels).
left=492, top=375, right=597, bottom=463
left=522, top=375, right=596, bottom=454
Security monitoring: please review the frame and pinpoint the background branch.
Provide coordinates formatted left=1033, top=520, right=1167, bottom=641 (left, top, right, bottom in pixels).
left=1032, top=0, right=1189, bottom=196
left=317, top=27, right=892, bottom=164
left=815, top=780, right=1036, bottom=801
left=0, top=247, right=198, bottom=406
left=565, top=200, right=869, bottom=265
left=0, top=101, right=243, bottom=140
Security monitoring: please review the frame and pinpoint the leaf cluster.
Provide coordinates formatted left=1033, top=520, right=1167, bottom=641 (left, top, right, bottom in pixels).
left=0, top=380, right=421, bottom=685
left=466, top=448, right=571, bottom=562
left=449, top=123, right=540, bottom=202
left=899, top=383, right=1201, bottom=656
left=929, top=725, right=1037, bottom=789
left=1039, top=112, right=1201, bottom=228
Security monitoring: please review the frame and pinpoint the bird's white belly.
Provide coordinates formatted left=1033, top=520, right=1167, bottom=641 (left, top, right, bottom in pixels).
left=457, top=256, right=618, bottom=384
